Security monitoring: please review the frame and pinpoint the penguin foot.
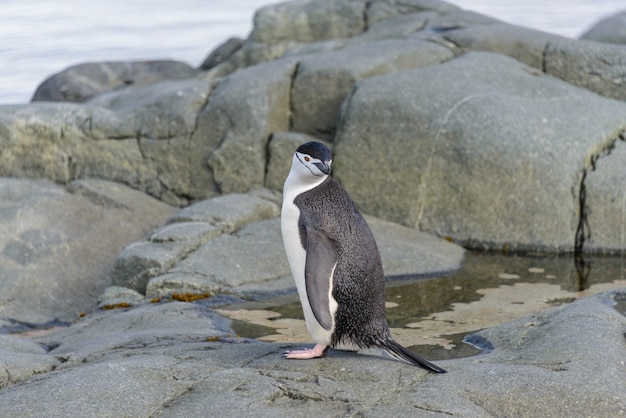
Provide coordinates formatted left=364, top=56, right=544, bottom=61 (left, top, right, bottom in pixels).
left=283, top=343, right=328, bottom=359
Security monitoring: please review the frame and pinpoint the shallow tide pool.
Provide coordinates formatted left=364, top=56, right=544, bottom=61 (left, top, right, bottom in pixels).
left=216, top=252, right=626, bottom=360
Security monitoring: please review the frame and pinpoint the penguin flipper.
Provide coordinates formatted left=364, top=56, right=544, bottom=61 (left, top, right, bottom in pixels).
left=304, top=227, right=338, bottom=331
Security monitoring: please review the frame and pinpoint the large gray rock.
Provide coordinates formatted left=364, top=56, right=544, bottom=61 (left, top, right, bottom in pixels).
left=249, top=0, right=366, bottom=44
left=545, top=38, right=626, bottom=102
left=333, top=51, right=626, bottom=253
left=0, top=289, right=623, bottom=416
left=31, top=60, right=198, bottom=103
left=0, top=103, right=100, bottom=183
left=199, top=37, right=244, bottom=70
left=584, top=137, right=626, bottom=253
left=0, top=77, right=215, bottom=206
left=580, top=10, right=626, bottom=44
left=0, top=335, right=60, bottom=389
left=112, top=190, right=282, bottom=294
left=202, top=0, right=367, bottom=79
left=0, top=178, right=175, bottom=331
left=366, top=0, right=461, bottom=26
left=0, top=302, right=233, bottom=414
left=204, top=58, right=297, bottom=194
left=291, top=38, right=454, bottom=139
left=441, top=22, right=568, bottom=69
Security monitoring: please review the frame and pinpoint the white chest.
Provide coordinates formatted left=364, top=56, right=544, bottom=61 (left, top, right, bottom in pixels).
left=281, top=174, right=334, bottom=345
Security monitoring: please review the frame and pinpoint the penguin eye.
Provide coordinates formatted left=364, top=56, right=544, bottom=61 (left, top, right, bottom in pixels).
left=304, top=156, right=310, bottom=162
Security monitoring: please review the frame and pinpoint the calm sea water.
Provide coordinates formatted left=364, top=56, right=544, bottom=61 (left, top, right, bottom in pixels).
left=1, top=0, right=624, bottom=104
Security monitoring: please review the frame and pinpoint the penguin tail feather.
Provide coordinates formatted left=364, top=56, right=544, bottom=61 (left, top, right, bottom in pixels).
left=381, top=339, right=447, bottom=373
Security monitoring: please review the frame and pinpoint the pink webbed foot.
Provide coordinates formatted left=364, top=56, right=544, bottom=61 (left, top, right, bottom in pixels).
left=283, top=343, right=328, bottom=360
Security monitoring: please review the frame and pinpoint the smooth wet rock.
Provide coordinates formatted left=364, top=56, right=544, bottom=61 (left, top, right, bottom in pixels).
left=31, top=60, right=198, bottom=103
left=333, top=51, right=626, bottom=253
left=0, top=178, right=175, bottom=331
left=462, top=291, right=626, bottom=417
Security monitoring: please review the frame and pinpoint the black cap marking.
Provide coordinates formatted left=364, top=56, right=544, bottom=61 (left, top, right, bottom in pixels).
left=296, top=141, right=333, bottom=162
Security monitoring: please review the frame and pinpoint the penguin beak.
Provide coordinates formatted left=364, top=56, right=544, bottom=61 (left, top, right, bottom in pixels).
left=314, top=161, right=331, bottom=175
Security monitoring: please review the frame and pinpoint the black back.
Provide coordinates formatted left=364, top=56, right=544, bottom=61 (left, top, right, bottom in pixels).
left=294, top=177, right=390, bottom=349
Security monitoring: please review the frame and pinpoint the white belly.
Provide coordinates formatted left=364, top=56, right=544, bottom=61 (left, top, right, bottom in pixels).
left=281, top=190, right=334, bottom=346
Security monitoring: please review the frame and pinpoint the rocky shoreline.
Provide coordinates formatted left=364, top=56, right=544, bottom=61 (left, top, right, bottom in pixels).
left=1, top=0, right=626, bottom=416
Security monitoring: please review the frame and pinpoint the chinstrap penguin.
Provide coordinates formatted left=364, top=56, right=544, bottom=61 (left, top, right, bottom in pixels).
left=280, top=141, right=446, bottom=373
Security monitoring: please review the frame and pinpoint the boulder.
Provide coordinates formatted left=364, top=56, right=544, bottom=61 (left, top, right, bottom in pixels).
left=0, top=103, right=101, bottom=183
left=207, top=3, right=485, bottom=83
left=31, top=60, right=198, bottom=103
left=248, top=0, right=366, bottom=44
left=0, top=77, right=215, bottom=206
left=0, top=335, right=60, bottom=389
left=0, top=302, right=234, bottom=415
left=204, top=58, right=298, bottom=193
left=545, top=38, right=626, bottom=102
left=0, top=178, right=175, bottom=332
left=366, top=0, right=460, bottom=26
left=112, top=190, right=282, bottom=294
left=441, top=22, right=568, bottom=69
left=86, top=78, right=215, bottom=204
left=584, top=137, right=626, bottom=253
left=291, top=38, right=455, bottom=139
left=199, top=37, right=244, bottom=70
left=333, top=51, right=626, bottom=253
left=580, top=10, right=626, bottom=44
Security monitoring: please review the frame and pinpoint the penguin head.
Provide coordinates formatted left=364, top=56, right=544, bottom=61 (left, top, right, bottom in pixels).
left=291, top=141, right=333, bottom=179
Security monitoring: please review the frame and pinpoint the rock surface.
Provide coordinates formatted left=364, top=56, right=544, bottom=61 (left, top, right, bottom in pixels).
left=580, top=10, right=626, bottom=44
left=31, top=60, right=198, bottom=103
left=0, top=289, right=623, bottom=416
left=333, top=51, right=626, bottom=253
left=32, top=60, right=198, bottom=103
left=0, top=178, right=176, bottom=331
